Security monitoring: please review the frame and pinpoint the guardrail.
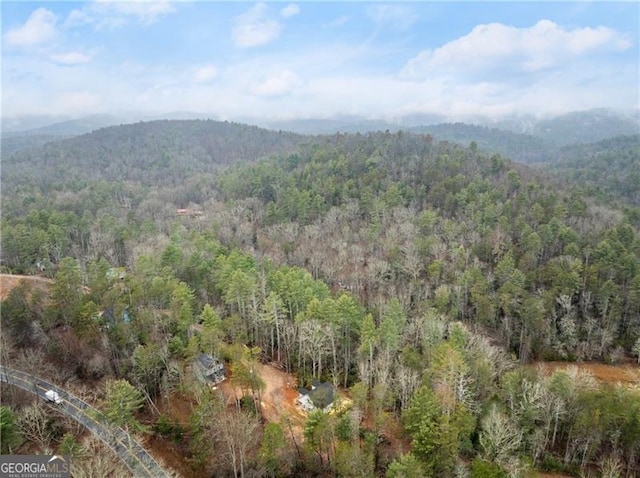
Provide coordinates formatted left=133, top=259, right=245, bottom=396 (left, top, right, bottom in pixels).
left=0, top=365, right=170, bottom=477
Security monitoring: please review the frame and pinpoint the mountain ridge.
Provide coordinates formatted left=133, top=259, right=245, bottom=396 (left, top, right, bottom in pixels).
left=2, top=119, right=308, bottom=192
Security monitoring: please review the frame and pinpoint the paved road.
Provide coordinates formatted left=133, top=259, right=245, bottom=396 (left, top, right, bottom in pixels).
left=0, top=365, right=170, bottom=477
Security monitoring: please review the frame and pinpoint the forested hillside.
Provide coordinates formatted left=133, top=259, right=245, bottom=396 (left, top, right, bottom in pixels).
left=1, top=134, right=68, bottom=157
left=2, top=121, right=639, bottom=477
left=2, top=119, right=306, bottom=191
left=3, top=113, right=121, bottom=137
left=525, top=109, right=640, bottom=146
left=1, top=114, right=123, bottom=155
left=545, top=135, right=640, bottom=207
left=215, top=131, right=640, bottom=362
left=408, top=123, right=551, bottom=163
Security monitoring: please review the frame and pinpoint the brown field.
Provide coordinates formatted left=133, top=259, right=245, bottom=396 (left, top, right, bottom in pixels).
left=532, top=361, right=640, bottom=386
left=0, top=273, right=53, bottom=300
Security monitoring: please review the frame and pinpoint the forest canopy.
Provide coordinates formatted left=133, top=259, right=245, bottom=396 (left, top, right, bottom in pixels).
left=2, top=119, right=639, bottom=477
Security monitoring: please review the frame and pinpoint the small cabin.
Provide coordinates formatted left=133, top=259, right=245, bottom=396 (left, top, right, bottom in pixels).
left=297, top=381, right=335, bottom=412
left=194, top=353, right=225, bottom=385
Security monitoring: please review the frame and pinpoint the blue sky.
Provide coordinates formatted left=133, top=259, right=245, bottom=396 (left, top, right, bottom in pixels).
left=2, top=1, right=639, bottom=121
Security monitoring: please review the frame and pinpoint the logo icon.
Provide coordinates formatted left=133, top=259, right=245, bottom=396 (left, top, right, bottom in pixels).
left=47, top=456, right=67, bottom=464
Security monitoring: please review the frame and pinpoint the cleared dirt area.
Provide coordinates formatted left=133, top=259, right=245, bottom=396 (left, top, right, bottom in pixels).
left=143, top=392, right=196, bottom=478
left=533, top=361, right=640, bottom=385
left=258, top=363, right=306, bottom=424
left=0, top=273, right=53, bottom=300
left=219, top=363, right=307, bottom=441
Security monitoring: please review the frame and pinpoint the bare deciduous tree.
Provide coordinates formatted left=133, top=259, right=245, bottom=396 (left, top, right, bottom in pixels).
left=479, top=404, right=522, bottom=472
left=215, top=410, right=260, bottom=478
left=17, top=402, right=59, bottom=454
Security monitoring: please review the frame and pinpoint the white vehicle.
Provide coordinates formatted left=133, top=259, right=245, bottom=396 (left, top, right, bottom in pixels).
left=45, top=390, right=62, bottom=404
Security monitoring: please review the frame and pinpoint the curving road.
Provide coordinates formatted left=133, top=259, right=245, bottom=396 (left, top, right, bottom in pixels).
left=0, top=365, right=170, bottom=477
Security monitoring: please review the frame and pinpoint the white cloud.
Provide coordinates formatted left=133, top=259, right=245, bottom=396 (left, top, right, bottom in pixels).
left=4, top=56, right=635, bottom=121
left=367, top=5, right=418, bottom=32
left=50, top=51, right=92, bottom=66
left=249, top=70, right=301, bottom=97
left=280, top=4, right=300, bottom=19
left=54, top=91, right=102, bottom=114
left=233, top=3, right=283, bottom=48
left=63, top=1, right=175, bottom=30
left=4, top=8, right=58, bottom=47
left=63, top=9, right=93, bottom=29
left=2, top=9, right=636, bottom=123
left=565, top=23, right=632, bottom=54
left=401, top=20, right=632, bottom=79
left=96, top=1, right=175, bottom=26
left=193, top=64, right=218, bottom=83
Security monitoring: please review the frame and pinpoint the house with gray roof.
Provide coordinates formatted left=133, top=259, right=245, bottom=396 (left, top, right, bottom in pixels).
left=194, top=353, right=225, bottom=385
left=297, top=380, right=335, bottom=413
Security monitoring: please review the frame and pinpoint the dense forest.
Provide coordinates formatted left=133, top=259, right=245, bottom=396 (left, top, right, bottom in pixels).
left=1, top=119, right=639, bottom=477
left=517, top=109, right=639, bottom=147
left=548, top=135, right=640, bottom=207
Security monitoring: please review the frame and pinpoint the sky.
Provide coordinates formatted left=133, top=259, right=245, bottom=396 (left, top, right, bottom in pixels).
left=2, top=1, right=639, bottom=122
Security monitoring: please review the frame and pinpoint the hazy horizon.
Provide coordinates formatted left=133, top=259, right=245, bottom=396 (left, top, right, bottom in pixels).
left=2, top=1, right=639, bottom=122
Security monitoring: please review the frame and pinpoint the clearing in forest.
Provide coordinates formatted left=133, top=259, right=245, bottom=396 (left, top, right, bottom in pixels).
left=0, top=273, right=53, bottom=300
left=219, top=363, right=307, bottom=440
left=533, top=361, right=640, bottom=385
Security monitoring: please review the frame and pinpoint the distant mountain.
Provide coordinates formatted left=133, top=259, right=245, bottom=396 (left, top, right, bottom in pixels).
left=2, top=114, right=126, bottom=156
left=255, top=112, right=448, bottom=134
left=497, top=109, right=640, bottom=146
left=408, top=123, right=552, bottom=163
left=251, top=109, right=638, bottom=162
left=2, top=114, right=124, bottom=136
left=398, top=110, right=639, bottom=163
left=1, top=112, right=225, bottom=155
left=256, top=117, right=402, bottom=135
left=2, top=119, right=307, bottom=192
left=4, top=108, right=635, bottom=145
left=4, top=109, right=636, bottom=181
left=395, top=112, right=447, bottom=127
left=1, top=115, right=73, bottom=133
left=542, top=134, right=640, bottom=206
